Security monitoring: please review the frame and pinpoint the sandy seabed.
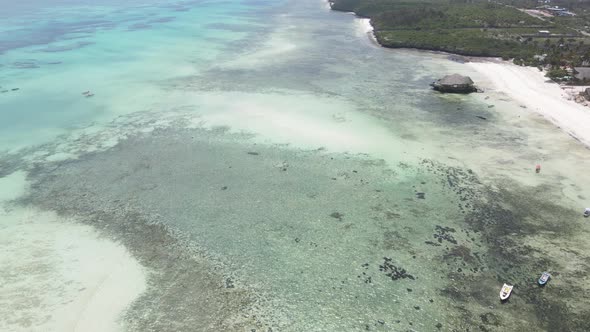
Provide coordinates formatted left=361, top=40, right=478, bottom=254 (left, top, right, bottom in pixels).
left=2, top=1, right=590, bottom=331
left=468, top=61, right=590, bottom=147
left=0, top=172, right=146, bottom=332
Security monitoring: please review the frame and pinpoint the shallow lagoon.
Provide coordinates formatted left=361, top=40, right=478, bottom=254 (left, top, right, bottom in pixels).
left=1, top=0, right=590, bottom=331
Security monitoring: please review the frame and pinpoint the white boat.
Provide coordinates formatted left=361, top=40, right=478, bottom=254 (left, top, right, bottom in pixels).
left=500, top=283, right=513, bottom=301
left=538, top=272, right=551, bottom=286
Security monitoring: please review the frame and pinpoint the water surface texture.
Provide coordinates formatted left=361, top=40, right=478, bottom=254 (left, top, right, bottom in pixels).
left=1, top=0, right=590, bottom=331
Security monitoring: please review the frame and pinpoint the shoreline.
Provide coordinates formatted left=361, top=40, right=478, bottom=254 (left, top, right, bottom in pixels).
left=337, top=4, right=590, bottom=148
left=466, top=61, right=590, bottom=148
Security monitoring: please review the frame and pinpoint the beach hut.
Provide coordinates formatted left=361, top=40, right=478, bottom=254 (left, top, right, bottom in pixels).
left=431, top=74, right=477, bottom=93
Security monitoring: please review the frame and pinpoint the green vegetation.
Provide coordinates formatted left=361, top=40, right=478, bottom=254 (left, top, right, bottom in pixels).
left=330, top=0, right=590, bottom=69
left=376, top=29, right=536, bottom=58
left=545, top=67, right=568, bottom=79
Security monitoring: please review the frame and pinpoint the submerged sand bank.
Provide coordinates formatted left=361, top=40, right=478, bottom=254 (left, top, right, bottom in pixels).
left=467, top=61, right=590, bottom=147
left=0, top=172, right=146, bottom=332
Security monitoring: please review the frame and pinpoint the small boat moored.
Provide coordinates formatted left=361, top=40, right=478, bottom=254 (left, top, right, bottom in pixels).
left=538, top=272, right=551, bottom=286
left=500, top=283, right=513, bottom=301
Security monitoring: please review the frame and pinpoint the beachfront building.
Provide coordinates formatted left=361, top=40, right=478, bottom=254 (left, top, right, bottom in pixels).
left=573, top=67, right=590, bottom=82
left=431, top=74, right=477, bottom=93
left=537, top=5, right=575, bottom=17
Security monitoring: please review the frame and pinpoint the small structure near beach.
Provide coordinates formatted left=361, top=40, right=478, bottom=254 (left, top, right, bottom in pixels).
left=431, top=74, right=477, bottom=93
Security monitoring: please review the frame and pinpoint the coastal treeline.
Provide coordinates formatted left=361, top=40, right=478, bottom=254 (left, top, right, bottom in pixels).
left=330, top=0, right=590, bottom=68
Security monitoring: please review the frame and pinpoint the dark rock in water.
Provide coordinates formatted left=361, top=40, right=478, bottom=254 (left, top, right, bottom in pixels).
left=435, top=322, right=443, bottom=329
left=433, top=225, right=457, bottom=244
left=431, top=74, right=477, bottom=94
left=415, top=192, right=425, bottom=199
left=479, top=312, right=501, bottom=327
left=330, top=211, right=344, bottom=221
left=379, top=257, right=415, bottom=281
left=13, top=61, right=39, bottom=69
left=225, top=278, right=234, bottom=288
left=444, top=245, right=475, bottom=263
left=221, top=186, right=228, bottom=190
left=447, top=55, right=469, bottom=64
left=414, top=306, right=421, bottom=310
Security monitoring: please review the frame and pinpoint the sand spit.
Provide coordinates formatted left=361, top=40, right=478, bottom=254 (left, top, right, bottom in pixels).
left=355, top=18, right=373, bottom=37
left=0, top=171, right=146, bottom=332
left=0, top=207, right=146, bottom=332
left=9, top=151, right=264, bottom=332
left=0, top=159, right=262, bottom=332
left=467, top=61, right=590, bottom=147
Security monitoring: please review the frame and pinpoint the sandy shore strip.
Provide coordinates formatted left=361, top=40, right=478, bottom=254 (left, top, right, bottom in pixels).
left=347, top=8, right=590, bottom=148
left=467, top=61, right=590, bottom=147
left=0, top=171, right=146, bottom=332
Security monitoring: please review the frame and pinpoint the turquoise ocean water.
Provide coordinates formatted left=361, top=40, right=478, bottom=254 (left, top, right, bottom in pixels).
left=1, top=0, right=590, bottom=331
left=0, top=0, right=267, bottom=150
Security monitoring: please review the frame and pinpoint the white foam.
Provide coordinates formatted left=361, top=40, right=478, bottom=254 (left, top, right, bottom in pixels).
left=356, top=18, right=373, bottom=37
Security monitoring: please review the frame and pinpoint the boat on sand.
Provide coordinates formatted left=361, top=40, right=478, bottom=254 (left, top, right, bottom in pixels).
left=500, top=283, right=513, bottom=301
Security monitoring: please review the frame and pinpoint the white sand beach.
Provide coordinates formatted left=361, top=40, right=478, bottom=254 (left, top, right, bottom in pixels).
left=353, top=14, right=590, bottom=148
left=0, top=172, right=146, bottom=332
left=467, top=61, right=590, bottom=147
left=356, top=18, right=373, bottom=36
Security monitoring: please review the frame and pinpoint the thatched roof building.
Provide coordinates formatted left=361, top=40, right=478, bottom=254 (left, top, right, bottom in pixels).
left=431, top=74, right=477, bottom=93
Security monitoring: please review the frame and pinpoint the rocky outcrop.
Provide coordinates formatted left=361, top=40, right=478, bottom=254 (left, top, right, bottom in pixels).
left=574, top=87, right=590, bottom=105
left=431, top=74, right=477, bottom=93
